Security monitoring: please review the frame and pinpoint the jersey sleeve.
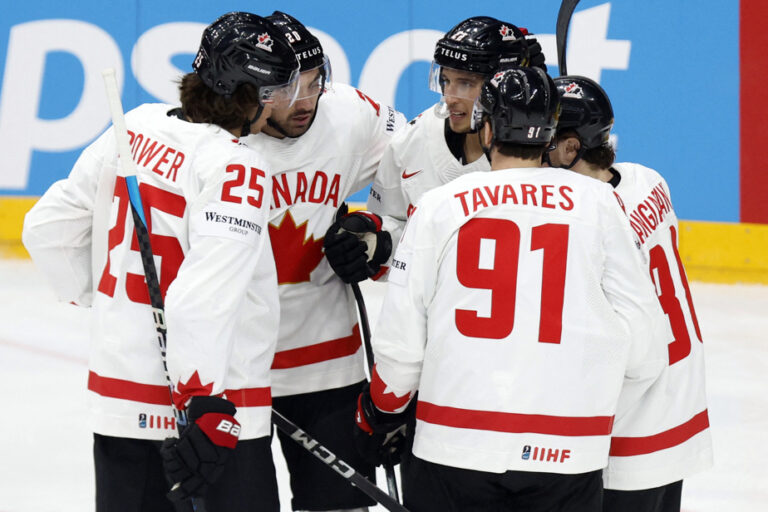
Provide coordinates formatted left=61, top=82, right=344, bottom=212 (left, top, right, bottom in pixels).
left=368, top=200, right=436, bottom=412
left=366, top=127, right=410, bottom=266
left=599, top=186, right=670, bottom=412
left=165, top=149, right=274, bottom=407
left=22, top=129, right=113, bottom=306
left=346, top=87, right=406, bottom=195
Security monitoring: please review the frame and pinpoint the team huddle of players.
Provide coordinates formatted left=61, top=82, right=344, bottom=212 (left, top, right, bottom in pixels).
left=22, top=9, right=711, bottom=512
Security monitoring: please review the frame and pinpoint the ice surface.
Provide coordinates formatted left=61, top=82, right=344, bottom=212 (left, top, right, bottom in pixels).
left=1, top=259, right=766, bottom=511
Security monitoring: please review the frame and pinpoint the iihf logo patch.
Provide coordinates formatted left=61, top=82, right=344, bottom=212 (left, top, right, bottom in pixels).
left=500, top=25, right=516, bottom=41
left=138, top=413, right=147, bottom=428
left=256, top=33, right=274, bottom=52
left=563, top=82, right=584, bottom=99
left=522, top=445, right=531, bottom=460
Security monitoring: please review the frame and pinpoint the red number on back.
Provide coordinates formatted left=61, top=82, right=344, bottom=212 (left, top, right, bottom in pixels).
left=455, top=218, right=520, bottom=339
left=455, top=218, right=569, bottom=343
left=97, top=177, right=186, bottom=304
left=649, top=226, right=703, bottom=365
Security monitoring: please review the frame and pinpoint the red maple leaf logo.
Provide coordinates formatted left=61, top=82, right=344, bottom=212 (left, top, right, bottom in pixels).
left=500, top=25, right=509, bottom=37
left=173, top=370, right=215, bottom=410
left=269, top=210, right=325, bottom=285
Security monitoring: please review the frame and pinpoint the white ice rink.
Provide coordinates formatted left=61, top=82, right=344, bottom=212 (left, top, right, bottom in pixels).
left=1, top=259, right=767, bottom=511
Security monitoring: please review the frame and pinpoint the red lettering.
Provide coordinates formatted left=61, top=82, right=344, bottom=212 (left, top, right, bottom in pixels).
left=137, top=139, right=165, bottom=168
left=559, top=186, right=574, bottom=211
left=407, top=204, right=417, bottom=217
left=325, top=174, right=341, bottom=207
left=164, top=416, right=176, bottom=430
left=533, top=447, right=539, bottom=460
left=151, top=147, right=174, bottom=177
left=167, top=150, right=185, bottom=182
left=483, top=185, right=500, bottom=205
left=560, top=449, right=571, bottom=462
left=502, top=184, right=519, bottom=204
left=272, top=173, right=292, bottom=209
left=309, top=171, right=327, bottom=203
left=546, top=448, right=559, bottom=462
left=454, top=191, right=470, bottom=216
left=471, top=188, right=489, bottom=212
left=355, top=89, right=381, bottom=116
left=521, top=184, right=538, bottom=206
left=295, top=173, right=308, bottom=203
left=541, top=184, right=555, bottom=209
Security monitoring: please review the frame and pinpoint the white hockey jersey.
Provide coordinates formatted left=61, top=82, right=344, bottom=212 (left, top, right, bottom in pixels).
left=604, top=162, right=713, bottom=490
left=23, top=103, right=279, bottom=440
left=245, top=84, right=405, bottom=396
left=370, top=167, right=669, bottom=475
left=367, top=103, right=490, bottom=263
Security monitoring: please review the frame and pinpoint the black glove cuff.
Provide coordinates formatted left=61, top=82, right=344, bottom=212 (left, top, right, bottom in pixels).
left=186, top=396, right=236, bottom=422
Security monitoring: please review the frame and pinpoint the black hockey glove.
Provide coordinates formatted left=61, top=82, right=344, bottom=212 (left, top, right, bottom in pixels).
left=354, top=382, right=415, bottom=466
left=324, top=203, right=392, bottom=283
left=524, top=35, right=547, bottom=70
left=161, top=396, right=240, bottom=503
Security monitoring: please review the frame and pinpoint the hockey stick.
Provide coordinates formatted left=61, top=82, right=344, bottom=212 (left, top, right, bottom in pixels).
left=351, top=281, right=401, bottom=502
left=272, top=410, right=409, bottom=512
left=332, top=201, right=401, bottom=502
left=101, top=68, right=204, bottom=512
left=556, top=0, right=580, bottom=75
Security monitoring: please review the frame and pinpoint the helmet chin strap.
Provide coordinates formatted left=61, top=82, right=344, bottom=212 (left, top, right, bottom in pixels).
left=562, top=146, right=587, bottom=169
left=240, top=103, right=265, bottom=138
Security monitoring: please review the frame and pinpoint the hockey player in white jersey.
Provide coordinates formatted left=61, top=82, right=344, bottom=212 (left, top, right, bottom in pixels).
left=22, top=12, right=300, bottom=512
left=352, top=67, right=670, bottom=511
left=356, top=16, right=547, bottom=275
left=546, top=75, right=712, bottom=512
left=244, top=12, right=405, bottom=512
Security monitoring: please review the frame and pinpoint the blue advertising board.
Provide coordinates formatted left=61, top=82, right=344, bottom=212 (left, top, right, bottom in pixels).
left=0, top=0, right=739, bottom=221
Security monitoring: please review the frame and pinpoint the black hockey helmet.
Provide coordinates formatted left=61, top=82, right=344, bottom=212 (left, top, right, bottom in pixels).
left=193, top=11, right=300, bottom=102
left=553, top=75, right=614, bottom=149
left=433, top=16, right=543, bottom=76
left=473, top=66, right=560, bottom=146
left=268, top=11, right=325, bottom=71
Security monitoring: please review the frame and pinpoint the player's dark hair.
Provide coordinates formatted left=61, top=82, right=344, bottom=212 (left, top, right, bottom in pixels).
left=582, top=142, right=616, bottom=169
left=178, top=72, right=260, bottom=131
left=493, top=141, right=548, bottom=160
left=555, top=128, right=615, bottom=169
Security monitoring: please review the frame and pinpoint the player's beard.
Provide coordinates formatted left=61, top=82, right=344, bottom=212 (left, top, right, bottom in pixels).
left=267, top=101, right=320, bottom=138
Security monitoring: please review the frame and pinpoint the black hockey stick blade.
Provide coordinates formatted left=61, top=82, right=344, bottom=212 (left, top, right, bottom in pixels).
left=272, top=410, right=409, bottom=512
left=556, top=0, right=580, bottom=76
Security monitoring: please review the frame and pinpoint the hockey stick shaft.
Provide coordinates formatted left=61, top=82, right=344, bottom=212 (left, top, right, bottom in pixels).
left=351, top=282, right=401, bottom=502
left=556, top=0, right=580, bottom=76
left=272, top=410, right=409, bottom=512
left=102, top=68, right=202, bottom=512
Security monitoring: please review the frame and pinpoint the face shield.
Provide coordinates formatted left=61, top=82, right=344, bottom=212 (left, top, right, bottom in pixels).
left=428, top=62, right=485, bottom=119
left=469, top=98, right=488, bottom=132
left=259, top=67, right=301, bottom=108
left=294, top=55, right=333, bottom=102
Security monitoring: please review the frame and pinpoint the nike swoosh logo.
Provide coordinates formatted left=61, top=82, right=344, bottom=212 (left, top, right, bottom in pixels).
left=402, top=169, right=421, bottom=179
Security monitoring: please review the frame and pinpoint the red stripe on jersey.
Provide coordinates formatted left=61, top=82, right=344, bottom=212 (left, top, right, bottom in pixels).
left=609, top=409, right=710, bottom=457
left=271, top=325, right=362, bottom=369
left=417, top=401, right=614, bottom=436
left=89, top=371, right=271, bottom=409
left=88, top=371, right=172, bottom=405
left=370, top=364, right=412, bottom=413
left=224, top=387, right=272, bottom=408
